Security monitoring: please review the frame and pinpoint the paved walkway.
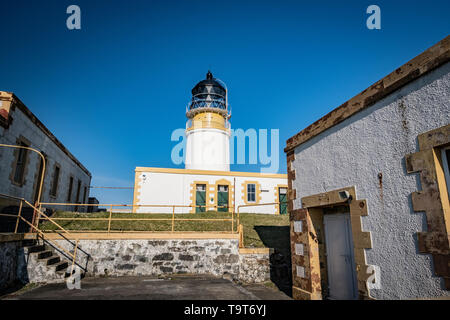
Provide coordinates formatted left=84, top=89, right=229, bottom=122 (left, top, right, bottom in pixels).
left=2, top=275, right=292, bottom=300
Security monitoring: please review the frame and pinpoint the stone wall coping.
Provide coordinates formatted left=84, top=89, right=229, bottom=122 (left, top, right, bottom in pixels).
left=239, top=247, right=273, bottom=255
left=0, top=233, right=25, bottom=242
left=42, top=232, right=240, bottom=240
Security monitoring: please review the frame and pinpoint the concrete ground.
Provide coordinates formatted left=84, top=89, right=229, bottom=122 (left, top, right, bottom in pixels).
left=1, top=275, right=292, bottom=300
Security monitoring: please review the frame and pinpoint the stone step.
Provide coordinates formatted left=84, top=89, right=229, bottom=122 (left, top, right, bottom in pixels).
left=37, top=250, right=53, bottom=260
left=27, top=244, right=46, bottom=253
left=22, top=239, right=37, bottom=247
left=54, top=261, right=68, bottom=272
left=44, top=255, right=61, bottom=266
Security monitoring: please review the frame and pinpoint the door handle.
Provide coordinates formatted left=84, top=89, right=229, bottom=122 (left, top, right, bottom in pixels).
left=340, top=254, right=350, bottom=263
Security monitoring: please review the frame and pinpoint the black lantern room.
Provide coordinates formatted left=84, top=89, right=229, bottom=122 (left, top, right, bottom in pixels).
left=189, top=71, right=227, bottom=110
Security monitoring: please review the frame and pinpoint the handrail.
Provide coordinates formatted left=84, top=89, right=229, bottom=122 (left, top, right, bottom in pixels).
left=37, top=203, right=238, bottom=234
left=0, top=144, right=46, bottom=207
left=39, top=202, right=231, bottom=208
left=0, top=211, right=79, bottom=270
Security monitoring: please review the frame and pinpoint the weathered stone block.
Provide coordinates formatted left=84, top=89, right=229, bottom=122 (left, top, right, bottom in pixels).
left=179, top=254, right=198, bottom=261
left=153, top=253, right=174, bottom=261
left=115, top=264, right=136, bottom=270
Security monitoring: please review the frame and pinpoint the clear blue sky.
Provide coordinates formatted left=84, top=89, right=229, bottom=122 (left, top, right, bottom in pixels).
left=1, top=0, right=449, bottom=204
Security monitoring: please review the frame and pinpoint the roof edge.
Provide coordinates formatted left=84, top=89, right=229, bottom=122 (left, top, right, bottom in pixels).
left=1, top=92, right=92, bottom=178
left=135, top=167, right=287, bottom=179
left=285, top=35, right=450, bottom=153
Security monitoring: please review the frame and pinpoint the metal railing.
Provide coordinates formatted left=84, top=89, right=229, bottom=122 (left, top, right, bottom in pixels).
left=0, top=193, right=84, bottom=275
left=37, top=202, right=239, bottom=234
left=1, top=194, right=286, bottom=252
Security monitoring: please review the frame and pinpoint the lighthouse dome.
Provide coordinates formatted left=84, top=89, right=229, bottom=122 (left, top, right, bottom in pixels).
left=189, top=71, right=227, bottom=111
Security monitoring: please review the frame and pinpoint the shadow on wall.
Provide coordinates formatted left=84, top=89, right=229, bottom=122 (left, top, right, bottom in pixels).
left=0, top=245, right=28, bottom=297
left=254, top=225, right=292, bottom=297
left=0, top=206, right=34, bottom=233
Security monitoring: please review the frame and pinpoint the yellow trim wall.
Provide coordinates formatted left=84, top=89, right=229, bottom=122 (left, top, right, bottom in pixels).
left=135, top=167, right=286, bottom=179
left=186, top=112, right=228, bottom=132
left=134, top=168, right=287, bottom=214
left=132, top=171, right=142, bottom=213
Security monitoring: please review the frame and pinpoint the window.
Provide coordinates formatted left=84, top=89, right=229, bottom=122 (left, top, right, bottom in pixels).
left=13, top=142, right=29, bottom=184
left=442, top=147, right=450, bottom=200
left=67, top=177, right=74, bottom=202
left=50, top=165, right=60, bottom=197
left=32, top=152, right=47, bottom=204
left=247, top=183, right=256, bottom=202
left=75, top=180, right=81, bottom=203
left=83, top=186, right=87, bottom=204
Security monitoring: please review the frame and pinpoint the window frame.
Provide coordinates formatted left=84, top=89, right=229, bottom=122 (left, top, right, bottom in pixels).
left=441, top=146, right=450, bottom=200
left=50, top=164, right=61, bottom=198
left=67, top=176, right=74, bottom=202
left=75, top=179, right=81, bottom=203
left=247, top=183, right=256, bottom=203
left=12, top=141, right=30, bottom=186
left=83, top=186, right=87, bottom=204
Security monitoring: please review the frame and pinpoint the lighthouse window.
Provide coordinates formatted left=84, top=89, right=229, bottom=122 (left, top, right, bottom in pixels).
left=247, top=184, right=256, bottom=202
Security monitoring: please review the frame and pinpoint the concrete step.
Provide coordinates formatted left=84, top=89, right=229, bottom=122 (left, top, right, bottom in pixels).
left=37, top=250, right=53, bottom=260
left=27, top=244, right=46, bottom=253
left=54, top=261, right=68, bottom=272
left=22, top=239, right=37, bottom=247
left=44, top=255, right=61, bottom=266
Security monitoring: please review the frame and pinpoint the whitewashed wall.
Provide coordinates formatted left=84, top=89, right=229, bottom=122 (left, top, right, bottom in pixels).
left=290, top=62, right=450, bottom=299
left=185, top=128, right=231, bottom=171
left=135, top=170, right=287, bottom=214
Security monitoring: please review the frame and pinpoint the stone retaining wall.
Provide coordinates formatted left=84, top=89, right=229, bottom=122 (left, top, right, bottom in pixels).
left=0, top=236, right=25, bottom=291
left=44, top=238, right=270, bottom=283
left=238, top=252, right=271, bottom=283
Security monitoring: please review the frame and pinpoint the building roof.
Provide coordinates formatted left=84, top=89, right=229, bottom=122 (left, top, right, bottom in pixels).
left=135, top=167, right=287, bottom=179
left=0, top=91, right=92, bottom=177
left=285, top=35, right=450, bottom=153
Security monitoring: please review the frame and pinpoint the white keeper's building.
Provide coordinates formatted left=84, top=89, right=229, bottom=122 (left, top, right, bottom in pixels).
left=133, top=71, right=287, bottom=214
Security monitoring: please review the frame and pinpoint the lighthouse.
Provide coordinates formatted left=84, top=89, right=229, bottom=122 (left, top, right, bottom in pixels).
left=133, top=71, right=287, bottom=215
left=185, top=71, right=231, bottom=171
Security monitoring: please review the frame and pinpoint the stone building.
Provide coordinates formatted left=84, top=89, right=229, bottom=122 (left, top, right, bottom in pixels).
left=0, top=91, right=91, bottom=213
left=285, top=36, right=449, bottom=300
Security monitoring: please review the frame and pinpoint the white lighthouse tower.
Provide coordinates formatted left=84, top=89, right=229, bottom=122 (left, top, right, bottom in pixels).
left=185, top=71, right=231, bottom=171
left=134, top=71, right=287, bottom=214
